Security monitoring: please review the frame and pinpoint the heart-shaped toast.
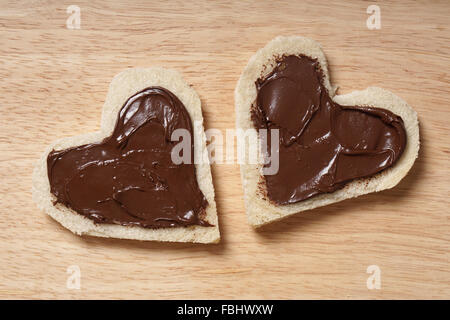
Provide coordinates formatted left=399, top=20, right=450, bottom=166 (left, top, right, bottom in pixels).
left=33, top=68, right=220, bottom=243
left=235, top=36, right=420, bottom=227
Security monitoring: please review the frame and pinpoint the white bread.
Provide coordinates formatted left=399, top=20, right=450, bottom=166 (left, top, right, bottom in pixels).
left=235, top=36, right=420, bottom=228
left=32, top=67, right=220, bottom=243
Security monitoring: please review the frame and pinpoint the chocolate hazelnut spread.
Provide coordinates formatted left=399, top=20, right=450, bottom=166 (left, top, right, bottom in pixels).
left=47, top=87, right=211, bottom=228
left=252, top=55, right=407, bottom=205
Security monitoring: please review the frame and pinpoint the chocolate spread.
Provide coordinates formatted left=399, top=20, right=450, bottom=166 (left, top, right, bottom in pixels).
left=47, top=87, right=211, bottom=228
left=252, top=55, right=407, bottom=204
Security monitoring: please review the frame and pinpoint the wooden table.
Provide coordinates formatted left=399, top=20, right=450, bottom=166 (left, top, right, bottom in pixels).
left=0, top=0, right=448, bottom=299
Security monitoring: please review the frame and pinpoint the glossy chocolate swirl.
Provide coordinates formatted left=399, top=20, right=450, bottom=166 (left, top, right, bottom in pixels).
left=47, top=87, right=211, bottom=228
left=252, top=55, right=407, bottom=204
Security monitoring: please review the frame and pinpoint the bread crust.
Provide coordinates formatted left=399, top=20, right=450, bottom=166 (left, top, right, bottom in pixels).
left=235, top=36, right=420, bottom=228
left=32, top=67, right=220, bottom=243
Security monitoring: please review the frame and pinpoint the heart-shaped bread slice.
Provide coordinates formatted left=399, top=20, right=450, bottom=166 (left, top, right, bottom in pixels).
left=235, top=36, right=420, bottom=228
left=33, top=68, right=220, bottom=243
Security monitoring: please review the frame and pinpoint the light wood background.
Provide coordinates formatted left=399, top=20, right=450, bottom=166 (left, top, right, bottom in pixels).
left=0, top=0, right=449, bottom=299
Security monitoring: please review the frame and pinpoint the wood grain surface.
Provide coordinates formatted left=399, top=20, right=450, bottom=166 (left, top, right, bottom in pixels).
left=0, top=0, right=449, bottom=299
